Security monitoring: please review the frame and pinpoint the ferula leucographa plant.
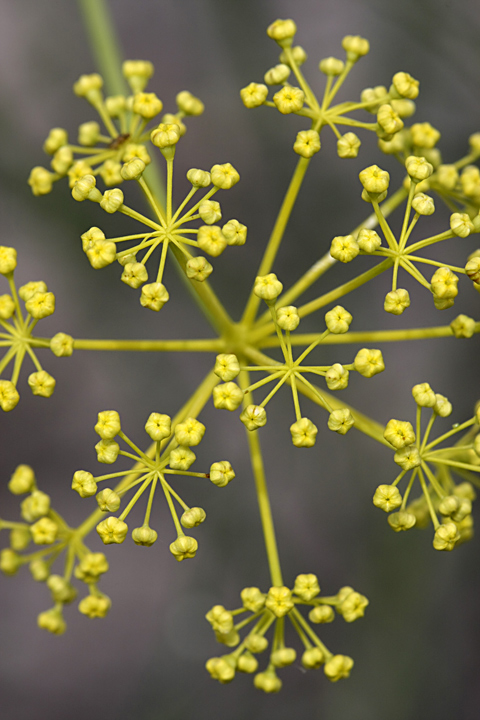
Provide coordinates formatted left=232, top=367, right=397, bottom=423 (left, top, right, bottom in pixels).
left=2, top=16, right=480, bottom=694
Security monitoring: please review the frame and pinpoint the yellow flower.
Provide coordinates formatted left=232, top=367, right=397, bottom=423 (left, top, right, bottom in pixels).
left=132, top=92, right=163, bottom=119
left=140, top=282, right=169, bottom=311
left=293, top=573, right=320, bottom=600
left=240, top=83, right=269, bottom=109
left=169, top=536, right=198, bottom=561
left=209, top=461, right=235, bottom=487
left=0, top=380, right=20, bottom=412
left=273, top=85, right=304, bottom=114
left=324, top=654, right=354, bottom=682
left=290, top=417, right=318, bottom=447
left=210, top=163, right=240, bottom=189
left=265, top=586, right=293, bottom=617
left=293, top=130, right=321, bottom=158
left=384, top=419, right=415, bottom=449
left=197, top=226, right=227, bottom=257
left=145, top=412, right=171, bottom=441
left=373, top=484, right=402, bottom=512
left=0, top=246, right=17, bottom=275
left=30, top=517, right=58, bottom=545
left=96, top=516, right=128, bottom=544
left=384, top=289, right=410, bottom=315
left=28, top=371, right=56, bottom=398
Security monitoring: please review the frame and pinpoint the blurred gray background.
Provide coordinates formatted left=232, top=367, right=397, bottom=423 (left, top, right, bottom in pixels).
left=1, top=1, right=480, bottom=719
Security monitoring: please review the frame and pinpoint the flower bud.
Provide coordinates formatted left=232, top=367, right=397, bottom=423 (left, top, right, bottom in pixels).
left=197, top=226, right=227, bottom=257
left=290, top=417, right=318, bottom=447
left=140, top=283, right=169, bottom=312
left=169, top=447, right=196, bottom=470
left=265, top=586, right=293, bottom=617
left=30, top=517, right=58, bottom=545
left=302, top=647, right=324, bottom=669
left=95, top=439, right=120, bottom=464
left=8, top=464, right=35, bottom=495
left=145, top=412, right=171, bottom=441
left=253, top=273, right=283, bottom=301
left=72, top=470, right=97, bottom=498
left=213, top=382, right=243, bottom=411
left=309, top=605, right=335, bottom=623
left=43, top=128, right=68, bottom=155
left=241, top=586, right=266, bottom=612
left=240, top=404, right=267, bottom=431
left=169, top=535, right=198, bottom=561
left=328, top=408, right=354, bottom=434
left=266, top=19, right=297, bottom=48
left=96, top=488, right=121, bottom=513
left=176, top=90, right=204, bottom=116
left=240, top=83, right=268, bottom=109
left=264, top=63, right=291, bottom=85
left=373, top=484, right=402, bottom=512
left=276, top=305, right=300, bottom=331
left=273, top=85, right=304, bottom=114
left=209, top=461, right=235, bottom=487
left=132, top=525, right=158, bottom=546
left=96, top=516, right=128, bottom=544
left=337, top=132, right=361, bottom=158
left=181, top=507, right=206, bottom=529
left=324, top=654, right=354, bottom=681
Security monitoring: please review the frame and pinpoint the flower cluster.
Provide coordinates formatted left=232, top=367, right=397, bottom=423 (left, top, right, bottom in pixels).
left=0, top=465, right=111, bottom=634
left=213, top=273, right=386, bottom=445
left=28, top=61, right=204, bottom=197
left=374, top=386, right=480, bottom=549
left=73, top=410, right=235, bottom=560
left=205, top=574, right=368, bottom=692
left=0, top=247, right=73, bottom=411
left=241, top=19, right=417, bottom=160
left=330, top=158, right=480, bottom=315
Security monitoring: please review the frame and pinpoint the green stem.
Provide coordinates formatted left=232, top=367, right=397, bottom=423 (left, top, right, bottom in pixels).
left=72, top=338, right=223, bottom=352
left=240, top=370, right=283, bottom=587
left=242, top=156, right=311, bottom=326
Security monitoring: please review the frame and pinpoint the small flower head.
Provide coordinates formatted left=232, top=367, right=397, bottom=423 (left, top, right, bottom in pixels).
left=122, top=60, right=154, bottom=93
left=373, top=484, right=402, bottom=512
left=95, top=439, right=120, bottom=464
left=325, top=363, right=349, bottom=391
left=186, top=256, right=213, bottom=282
left=26, top=368, right=57, bottom=398
left=293, top=130, right=321, bottom=158
left=241, top=586, right=266, bottom=612
left=0, top=381, right=20, bottom=412
left=384, top=419, right=415, bottom=449
left=388, top=510, right=416, bottom=532
left=181, top=507, right=206, bottom=529
left=197, top=226, right=227, bottom=257
left=140, top=283, right=169, bottom=312
left=450, top=314, right=476, bottom=339
left=271, top=648, right=297, bottom=668
left=309, top=606, right=335, bottom=625
left=394, top=445, right=421, bottom=470
left=412, top=193, right=435, bottom=215
left=359, top=165, right=390, bottom=195
left=465, top=256, right=480, bottom=283
left=21, top=490, right=50, bottom=522
left=240, top=404, right=267, bottom=431
left=47, top=575, right=77, bottom=603
left=25, top=291, right=56, bottom=319
left=290, top=417, right=318, bottom=447
left=342, top=35, right=369, bottom=61
left=37, top=608, right=66, bottom=635
left=175, top=418, right=205, bottom=447
left=8, top=464, right=36, bottom=495
left=405, top=155, right=434, bottom=182
left=254, top=273, right=283, bottom=302
left=214, top=354, right=240, bottom=382
left=337, top=132, right=361, bottom=159
left=86, top=239, right=117, bottom=269
left=263, top=64, right=290, bottom=87
left=411, top=122, right=440, bottom=149
left=325, top=305, right=353, bottom=333
left=121, top=262, right=148, bottom=289
left=96, top=489, right=121, bottom=513
left=433, top=522, right=459, bottom=551
left=100, top=188, right=124, bottom=214
left=79, top=594, right=111, bottom=618
left=213, top=382, right=243, bottom=411
left=132, top=92, right=163, bottom=119
left=328, top=408, right=354, bottom=435
left=72, top=470, right=97, bottom=497
left=266, top=19, right=297, bottom=48
left=412, top=382, right=436, bottom=407
left=132, top=525, right=158, bottom=546
left=280, top=45, right=307, bottom=66
left=450, top=212, right=475, bottom=238
left=74, top=552, right=109, bottom=582
left=384, top=289, right=410, bottom=315
left=206, top=656, right=236, bottom=684
left=0, top=246, right=17, bottom=275
left=337, top=591, right=369, bottom=622
left=210, top=163, right=240, bottom=190
left=72, top=174, right=101, bottom=202
left=43, top=127, right=68, bottom=155
left=1, top=549, right=21, bottom=576
left=357, top=229, right=381, bottom=253
left=150, top=123, right=181, bottom=150
left=377, top=104, right=404, bottom=136
left=145, top=412, right=171, bottom=441
left=95, top=410, right=121, bottom=440
left=198, top=200, right=222, bottom=225
left=276, top=305, right=300, bottom=331
left=50, top=332, right=74, bottom=357
left=169, top=447, right=196, bottom=470
left=28, top=167, right=55, bottom=196
left=391, top=71, right=419, bottom=99
left=0, top=294, right=15, bottom=319
left=319, top=57, right=345, bottom=76
left=30, top=517, right=58, bottom=545
left=222, top=219, right=247, bottom=246
left=121, top=158, right=146, bottom=181
left=265, top=586, right=294, bottom=617
left=175, top=90, right=204, bottom=116
left=293, top=573, right=320, bottom=601
left=434, top=394, right=453, bottom=417
left=209, top=461, right=235, bottom=488
left=354, top=348, right=385, bottom=377
left=302, top=647, right=324, bottom=669
left=330, top=235, right=359, bottom=263
left=96, top=516, right=128, bottom=544
left=324, top=654, right=354, bottom=682
left=430, top=267, right=458, bottom=299
left=206, top=605, right=234, bottom=635
left=254, top=669, right=282, bottom=694
left=169, top=536, right=198, bottom=561
left=240, top=83, right=269, bottom=109
left=273, top=85, right=305, bottom=114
